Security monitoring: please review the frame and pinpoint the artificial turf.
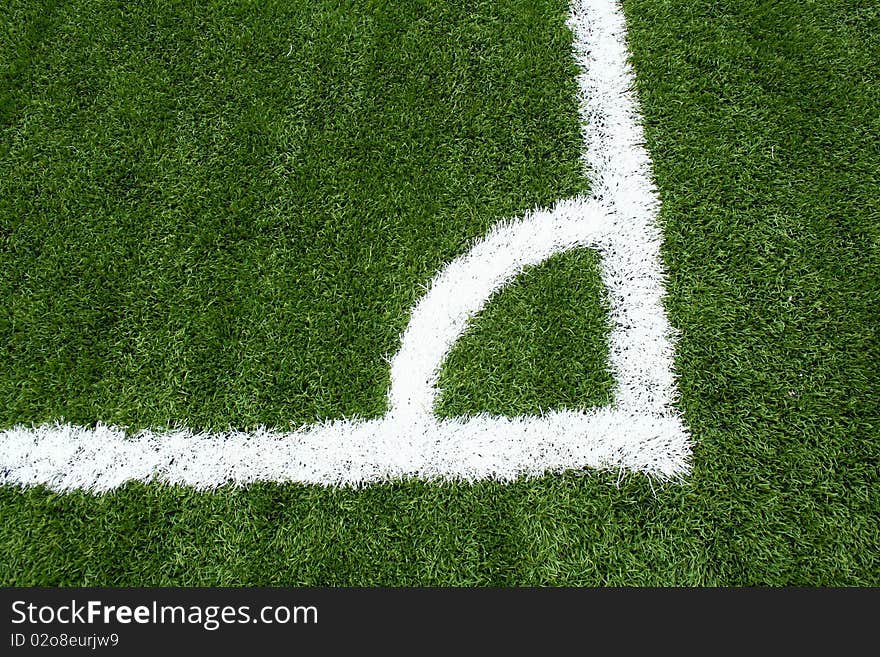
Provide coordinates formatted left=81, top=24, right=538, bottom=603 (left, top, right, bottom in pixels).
left=1, top=0, right=878, bottom=585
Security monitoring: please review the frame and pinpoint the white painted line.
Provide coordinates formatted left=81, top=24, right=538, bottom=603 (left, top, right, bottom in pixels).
left=0, top=0, right=690, bottom=491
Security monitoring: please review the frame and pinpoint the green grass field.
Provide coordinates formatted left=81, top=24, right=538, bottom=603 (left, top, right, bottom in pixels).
left=1, top=0, right=878, bottom=585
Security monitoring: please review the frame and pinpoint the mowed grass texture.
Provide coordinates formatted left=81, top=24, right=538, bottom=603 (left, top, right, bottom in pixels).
left=1, top=0, right=599, bottom=430
left=1, top=0, right=878, bottom=585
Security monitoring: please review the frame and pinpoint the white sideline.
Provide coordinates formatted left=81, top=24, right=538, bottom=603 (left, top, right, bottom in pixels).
left=0, top=0, right=690, bottom=492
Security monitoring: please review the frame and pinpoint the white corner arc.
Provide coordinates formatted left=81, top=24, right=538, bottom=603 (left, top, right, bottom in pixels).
left=0, top=0, right=690, bottom=492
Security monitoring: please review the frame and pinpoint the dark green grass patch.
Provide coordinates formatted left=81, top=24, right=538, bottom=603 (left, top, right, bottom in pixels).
left=437, top=248, right=614, bottom=418
left=1, top=0, right=879, bottom=585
